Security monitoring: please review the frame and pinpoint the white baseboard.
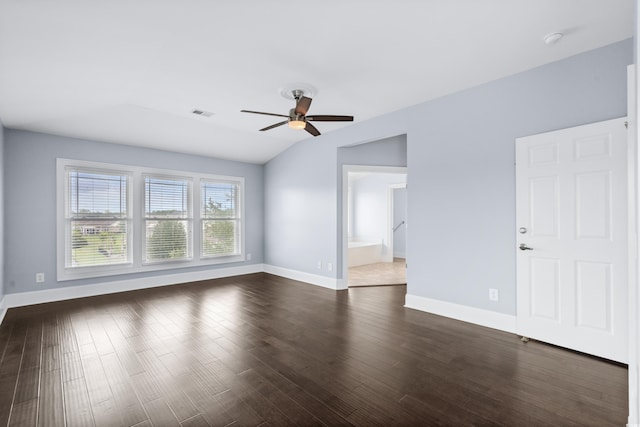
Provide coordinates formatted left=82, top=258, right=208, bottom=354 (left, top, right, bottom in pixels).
left=2, top=265, right=517, bottom=340
left=3, top=264, right=264, bottom=309
left=0, top=263, right=345, bottom=316
left=405, top=293, right=516, bottom=334
left=0, top=295, right=7, bottom=326
left=393, top=252, right=406, bottom=259
left=263, top=264, right=347, bottom=290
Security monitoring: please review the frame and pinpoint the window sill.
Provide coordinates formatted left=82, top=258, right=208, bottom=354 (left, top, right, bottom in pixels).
left=58, top=254, right=246, bottom=282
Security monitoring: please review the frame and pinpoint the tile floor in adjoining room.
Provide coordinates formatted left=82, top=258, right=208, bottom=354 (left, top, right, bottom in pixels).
left=348, top=258, right=406, bottom=287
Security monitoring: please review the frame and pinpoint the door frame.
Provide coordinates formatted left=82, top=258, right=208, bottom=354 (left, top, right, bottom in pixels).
left=628, top=63, right=639, bottom=427
left=341, top=165, right=407, bottom=287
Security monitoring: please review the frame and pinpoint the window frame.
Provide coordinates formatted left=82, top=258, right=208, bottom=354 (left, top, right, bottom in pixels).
left=57, top=158, right=245, bottom=281
left=200, top=178, right=242, bottom=259
left=58, top=162, right=133, bottom=279
left=142, top=173, right=194, bottom=265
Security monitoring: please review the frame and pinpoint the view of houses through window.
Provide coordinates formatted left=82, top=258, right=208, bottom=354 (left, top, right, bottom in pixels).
left=68, top=169, right=130, bottom=267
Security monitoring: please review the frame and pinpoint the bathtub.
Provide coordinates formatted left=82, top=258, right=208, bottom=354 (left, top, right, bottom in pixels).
left=348, top=240, right=383, bottom=267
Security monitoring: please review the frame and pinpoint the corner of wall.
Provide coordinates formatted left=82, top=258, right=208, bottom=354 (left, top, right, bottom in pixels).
left=0, top=263, right=351, bottom=329
left=263, top=264, right=346, bottom=290
left=0, top=296, right=6, bottom=326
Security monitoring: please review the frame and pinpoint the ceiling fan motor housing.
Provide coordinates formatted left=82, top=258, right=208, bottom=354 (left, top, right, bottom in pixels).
left=289, top=108, right=305, bottom=121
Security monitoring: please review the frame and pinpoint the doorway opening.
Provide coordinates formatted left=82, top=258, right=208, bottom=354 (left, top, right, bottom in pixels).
left=342, top=165, right=407, bottom=287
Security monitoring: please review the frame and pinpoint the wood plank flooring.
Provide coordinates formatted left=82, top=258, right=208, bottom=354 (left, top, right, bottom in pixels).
left=0, top=273, right=628, bottom=426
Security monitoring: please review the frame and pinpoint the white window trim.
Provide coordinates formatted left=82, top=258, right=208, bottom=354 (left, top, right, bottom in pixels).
left=57, top=158, right=245, bottom=281
left=200, top=178, right=243, bottom=260
left=142, top=173, right=194, bottom=264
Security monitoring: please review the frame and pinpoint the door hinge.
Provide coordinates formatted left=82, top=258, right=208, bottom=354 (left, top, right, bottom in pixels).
left=625, top=121, right=628, bottom=129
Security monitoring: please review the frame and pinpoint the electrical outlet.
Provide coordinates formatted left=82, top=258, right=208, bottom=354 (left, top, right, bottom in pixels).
left=317, top=261, right=322, bottom=270
left=327, top=262, right=333, bottom=272
left=36, top=273, right=45, bottom=283
left=246, top=253, right=252, bottom=261
left=489, top=288, right=499, bottom=302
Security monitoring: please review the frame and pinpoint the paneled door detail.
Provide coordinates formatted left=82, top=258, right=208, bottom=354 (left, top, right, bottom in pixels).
left=516, top=118, right=628, bottom=363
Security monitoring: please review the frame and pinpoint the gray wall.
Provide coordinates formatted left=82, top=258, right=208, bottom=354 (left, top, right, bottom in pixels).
left=264, top=38, right=632, bottom=315
left=407, top=39, right=630, bottom=314
left=3, top=130, right=264, bottom=294
left=264, top=133, right=408, bottom=274
left=337, top=135, right=407, bottom=167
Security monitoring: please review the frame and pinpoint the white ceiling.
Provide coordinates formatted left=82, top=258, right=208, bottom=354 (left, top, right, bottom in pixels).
left=0, top=1, right=634, bottom=164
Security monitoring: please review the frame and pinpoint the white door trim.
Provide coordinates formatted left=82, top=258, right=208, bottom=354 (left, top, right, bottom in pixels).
left=628, top=62, right=639, bottom=427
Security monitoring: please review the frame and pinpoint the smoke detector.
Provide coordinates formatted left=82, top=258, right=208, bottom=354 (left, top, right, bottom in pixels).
left=543, top=32, right=563, bottom=45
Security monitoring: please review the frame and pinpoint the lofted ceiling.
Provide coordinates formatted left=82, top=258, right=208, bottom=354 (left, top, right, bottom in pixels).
left=0, top=0, right=634, bottom=164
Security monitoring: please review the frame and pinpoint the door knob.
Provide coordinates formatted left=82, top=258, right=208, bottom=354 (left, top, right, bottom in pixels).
left=519, top=243, right=533, bottom=251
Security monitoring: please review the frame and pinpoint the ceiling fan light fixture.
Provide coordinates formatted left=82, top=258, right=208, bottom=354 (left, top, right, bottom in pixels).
left=288, top=119, right=306, bottom=130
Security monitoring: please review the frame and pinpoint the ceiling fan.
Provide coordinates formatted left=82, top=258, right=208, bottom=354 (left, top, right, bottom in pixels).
left=241, top=89, right=354, bottom=137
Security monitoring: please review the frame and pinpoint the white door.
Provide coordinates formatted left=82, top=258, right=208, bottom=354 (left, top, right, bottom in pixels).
left=516, top=117, right=628, bottom=363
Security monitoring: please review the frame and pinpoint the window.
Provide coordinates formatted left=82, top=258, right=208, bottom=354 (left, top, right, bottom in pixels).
left=144, top=176, right=192, bottom=263
left=201, top=180, right=241, bottom=257
left=57, top=159, right=245, bottom=281
left=63, top=167, right=131, bottom=270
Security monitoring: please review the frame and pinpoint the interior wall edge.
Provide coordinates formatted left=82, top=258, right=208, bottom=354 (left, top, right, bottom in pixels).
left=263, top=264, right=347, bottom=290
left=0, top=296, right=6, bottom=326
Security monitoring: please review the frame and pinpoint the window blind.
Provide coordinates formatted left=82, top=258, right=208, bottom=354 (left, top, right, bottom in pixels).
left=58, top=159, right=245, bottom=281
left=144, top=176, right=192, bottom=262
left=66, top=168, right=130, bottom=267
left=201, top=180, right=240, bottom=257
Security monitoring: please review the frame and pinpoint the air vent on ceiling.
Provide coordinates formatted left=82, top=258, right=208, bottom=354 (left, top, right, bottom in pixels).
left=192, top=109, right=214, bottom=117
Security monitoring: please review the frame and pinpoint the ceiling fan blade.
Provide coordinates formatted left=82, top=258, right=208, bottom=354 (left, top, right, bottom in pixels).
left=304, top=122, right=321, bottom=137
left=241, top=110, right=289, bottom=118
left=306, top=115, right=354, bottom=122
left=295, top=96, right=312, bottom=116
left=260, top=120, right=288, bottom=131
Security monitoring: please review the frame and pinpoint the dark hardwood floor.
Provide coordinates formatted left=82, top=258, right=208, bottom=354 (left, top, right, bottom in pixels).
left=0, top=273, right=628, bottom=426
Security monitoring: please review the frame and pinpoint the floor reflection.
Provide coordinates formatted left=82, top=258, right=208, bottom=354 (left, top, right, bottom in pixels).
left=0, top=275, right=628, bottom=426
